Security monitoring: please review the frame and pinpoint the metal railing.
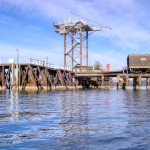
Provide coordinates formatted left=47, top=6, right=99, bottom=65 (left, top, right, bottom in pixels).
left=0, top=58, right=72, bottom=71
left=0, top=58, right=14, bottom=64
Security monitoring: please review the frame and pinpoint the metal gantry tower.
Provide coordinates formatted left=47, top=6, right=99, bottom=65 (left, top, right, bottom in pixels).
left=54, top=14, right=111, bottom=70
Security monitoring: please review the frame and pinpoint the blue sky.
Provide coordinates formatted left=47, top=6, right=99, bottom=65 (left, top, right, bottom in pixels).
left=0, top=0, right=150, bottom=69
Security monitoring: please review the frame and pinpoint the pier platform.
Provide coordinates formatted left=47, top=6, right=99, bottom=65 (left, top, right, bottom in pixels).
left=0, top=58, right=150, bottom=91
left=0, top=58, right=75, bottom=91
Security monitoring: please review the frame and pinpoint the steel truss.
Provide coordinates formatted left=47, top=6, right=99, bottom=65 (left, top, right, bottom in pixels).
left=0, top=64, right=75, bottom=91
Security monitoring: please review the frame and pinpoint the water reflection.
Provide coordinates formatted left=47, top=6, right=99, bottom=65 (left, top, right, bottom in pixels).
left=0, top=89, right=149, bottom=149
left=59, top=90, right=89, bottom=146
left=9, top=91, right=19, bottom=122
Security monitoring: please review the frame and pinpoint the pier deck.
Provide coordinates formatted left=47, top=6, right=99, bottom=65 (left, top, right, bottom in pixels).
left=0, top=58, right=75, bottom=91
left=75, top=69, right=150, bottom=89
left=0, top=58, right=150, bottom=90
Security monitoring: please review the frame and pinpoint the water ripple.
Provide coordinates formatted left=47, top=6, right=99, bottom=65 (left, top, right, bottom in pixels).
left=0, top=89, right=150, bottom=149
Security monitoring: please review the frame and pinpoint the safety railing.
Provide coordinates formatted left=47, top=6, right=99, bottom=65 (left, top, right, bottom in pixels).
left=0, top=58, right=72, bottom=71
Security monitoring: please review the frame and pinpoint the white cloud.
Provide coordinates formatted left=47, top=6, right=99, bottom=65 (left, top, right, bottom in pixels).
left=0, top=43, right=63, bottom=65
left=1, top=0, right=150, bottom=68
left=2, top=0, right=149, bottom=48
left=0, top=42, right=127, bottom=70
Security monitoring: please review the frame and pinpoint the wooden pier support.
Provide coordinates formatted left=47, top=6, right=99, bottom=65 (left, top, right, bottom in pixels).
left=2, top=66, right=5, bottom=87
left=3, top=62, right=150, bottom=91
left=117, top=75, right=120, bottom=89
left=11, top=64, right=15, bottom=87
left=146, top=78, right=150, bottom=89
left=138, top=76, right=141, bottom=89
left=133, top=77, right=137, bottom=90
left=0, top=63, right=76, bottom=91
left=122, top=76, right=129, bottom=89
left=101, top=75, right=104, bottom=86
left=133, top=76, right=141, bottom=90
left=16, top=64, right=19, bottom=90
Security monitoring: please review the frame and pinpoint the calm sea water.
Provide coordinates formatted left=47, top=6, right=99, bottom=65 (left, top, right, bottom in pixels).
left=0, top=88, right=150, bottom=150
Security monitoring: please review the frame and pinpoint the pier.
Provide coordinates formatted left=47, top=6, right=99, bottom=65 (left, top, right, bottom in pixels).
left=75, top=68, right=150, bottom=90
left=1, top=58, right=150, bottom=91
left=0, top=58, right=75, bottom=91
left=1, top=16, right=150, bottom=91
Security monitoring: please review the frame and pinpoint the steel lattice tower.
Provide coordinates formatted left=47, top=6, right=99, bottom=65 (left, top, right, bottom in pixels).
left=54, top=14, right=110, bottom=70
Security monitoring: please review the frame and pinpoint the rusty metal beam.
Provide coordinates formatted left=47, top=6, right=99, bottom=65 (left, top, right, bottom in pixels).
left=28, top=66, right=36, bottom=86
left=38, top=67, right=47, bottom=86
left=63, top=71, right=71, bottom=86
left=64, top=34, right=67, bottom=69
left=80, top=28, right=82, bottom=69
left=2, top=66, right=4, bottom=87
left=56, top=70, right=65, bottom=86
left=86, top=31, right=88, bottom=66
left=72, top=33, right=74, bottom=70
left=30, top=66, right=43, bottom=90
left=21, top=66, right=29, bottom=89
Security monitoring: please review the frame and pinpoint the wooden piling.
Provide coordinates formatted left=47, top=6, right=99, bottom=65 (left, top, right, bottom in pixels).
left=133, top=77, right=136, bottom=90
left=117, top=75, right=120, bottom=89
left=16, top=64, right=19, bottom=90
left=122, top=76, right=129, bottom=89
left=101, top=75, right=104, bottom=86
left=138, top=76, right=141, bottom=89
left=2, top=66, right=5, bottom=87
left=133, top=76, right=141, bottom=90
left=146, top=78, right=150, bottom=89
left=11, top=64, right=15, bottom=87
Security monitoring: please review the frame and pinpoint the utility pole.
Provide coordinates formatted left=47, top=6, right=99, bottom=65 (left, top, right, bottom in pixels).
left=46, top=57, right=48, bottom=66
left=16, top=49, right=19, bottom=90
left=16, top=49, right=19, bottom=64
